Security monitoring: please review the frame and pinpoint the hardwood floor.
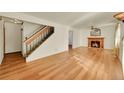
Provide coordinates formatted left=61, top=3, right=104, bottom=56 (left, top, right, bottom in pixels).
left=0, top=47, right=123, bottom=80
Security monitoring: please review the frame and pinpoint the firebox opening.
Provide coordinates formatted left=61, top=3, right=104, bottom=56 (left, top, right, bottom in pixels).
left=91, top=41, right=100, bottom=48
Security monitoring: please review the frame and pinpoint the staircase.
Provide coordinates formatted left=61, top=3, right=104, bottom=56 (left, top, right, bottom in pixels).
left=24, top=26, right=54, bottom=57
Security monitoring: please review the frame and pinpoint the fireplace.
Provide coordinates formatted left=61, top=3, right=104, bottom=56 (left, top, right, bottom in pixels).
left=88, top=36, right=104, bottom=48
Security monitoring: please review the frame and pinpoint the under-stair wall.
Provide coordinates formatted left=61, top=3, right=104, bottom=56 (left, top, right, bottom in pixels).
left=26, top=26, right=69, bottom=62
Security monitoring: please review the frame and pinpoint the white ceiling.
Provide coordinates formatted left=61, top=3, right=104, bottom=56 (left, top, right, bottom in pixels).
left=23, top=12, right=117, bottom=29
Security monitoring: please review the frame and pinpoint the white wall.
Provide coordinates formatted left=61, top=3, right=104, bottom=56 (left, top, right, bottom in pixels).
left=27, top=25, right=69, bottom=62
left=79, top=28, right=90, bottom=47
left=22, top=22, right=41, bottom=39
left=79, top=24, right=116, bottom=49
left=100, top=25, right=115, bottom=49
left=5, top=22, right=22, bottom=53
left=0, top=20, right=4, bottom=64
left=73, top=30, right=80, bottom=48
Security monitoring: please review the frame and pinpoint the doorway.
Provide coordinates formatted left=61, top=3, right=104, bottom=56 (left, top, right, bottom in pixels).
left=3, top=21, right=23, bottom=64
left=4, top=22, right=22, bottom=54
left=69, top=31, right=73, bottom=50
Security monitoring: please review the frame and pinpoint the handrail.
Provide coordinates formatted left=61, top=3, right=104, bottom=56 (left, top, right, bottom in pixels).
left=27, top=25, right=46, bottom=39
left=24, top=26, right=50, bottom=45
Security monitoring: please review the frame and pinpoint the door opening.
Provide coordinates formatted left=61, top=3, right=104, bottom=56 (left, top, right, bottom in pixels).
left=69, top=31, right=73, bottom=50
left=2, top=21, right=24, bottom=64
left=4, top=21, right=22, bottom=54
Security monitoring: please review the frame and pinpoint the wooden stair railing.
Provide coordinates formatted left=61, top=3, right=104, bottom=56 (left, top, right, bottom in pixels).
left=26, top=25, right=46, bottom=39
left=24, top=26, right=54, bottom=57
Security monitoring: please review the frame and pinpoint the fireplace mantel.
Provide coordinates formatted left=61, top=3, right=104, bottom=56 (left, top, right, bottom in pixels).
left=88, top=36, right=104, bottom=39
left=88, top=36, right=104, bottom=48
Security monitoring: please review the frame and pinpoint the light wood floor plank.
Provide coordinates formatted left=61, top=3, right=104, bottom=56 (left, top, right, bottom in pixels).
left=0, top=47, right=123, bottom=80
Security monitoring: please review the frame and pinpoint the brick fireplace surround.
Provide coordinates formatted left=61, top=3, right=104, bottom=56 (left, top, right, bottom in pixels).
left=88, top=36, right=104, bottom=48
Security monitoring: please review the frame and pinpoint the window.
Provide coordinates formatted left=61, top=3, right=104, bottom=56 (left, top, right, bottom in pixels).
left=122, top=39, right=124, bottom=74
left=114, top=23, right=121, bottom=56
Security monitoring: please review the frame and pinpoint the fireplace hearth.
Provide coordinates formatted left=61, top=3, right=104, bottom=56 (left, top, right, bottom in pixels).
left=88, top=36, right=104, bottom=48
